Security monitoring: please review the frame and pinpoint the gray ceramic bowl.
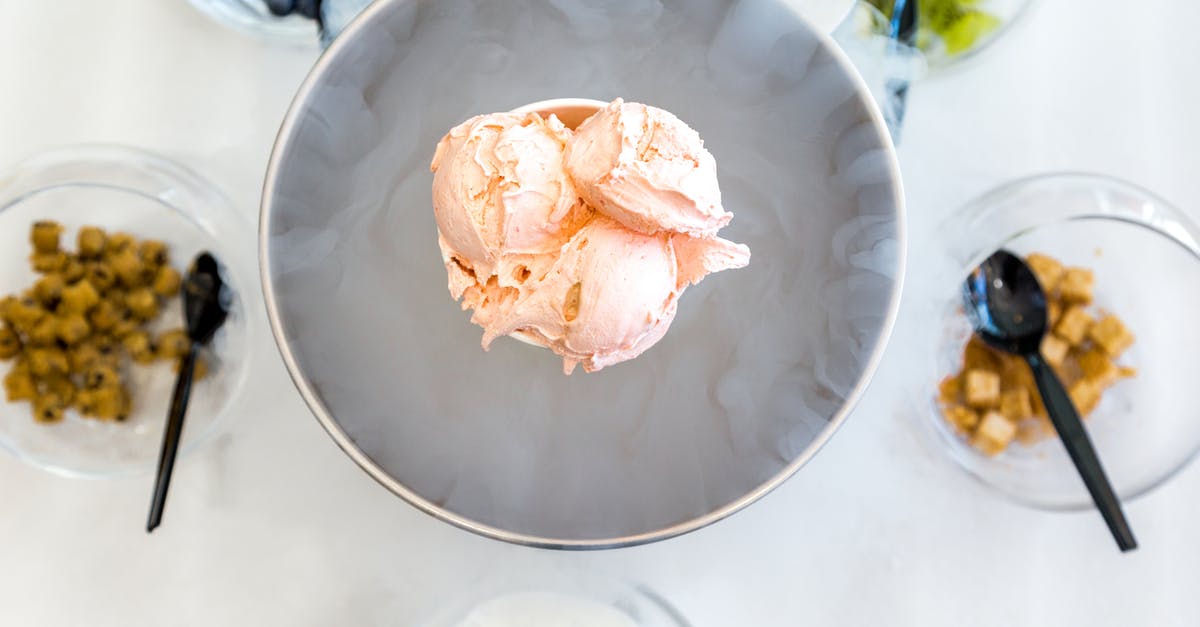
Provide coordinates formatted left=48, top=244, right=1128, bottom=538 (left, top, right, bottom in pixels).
left=261, top=0, right=905, bottom=548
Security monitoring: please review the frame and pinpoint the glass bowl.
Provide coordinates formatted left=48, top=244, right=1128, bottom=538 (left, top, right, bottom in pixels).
left=840, top=0, right=1038, bottom=72
left=923, top=0, right=1038, bottom=71
left=0, top=145, right=257, bottom=478
left=927, top=173, right=1200, bottom=509
left=417, top=569, right=690, bottom=627
left=186, top=0, right=317, bottom=44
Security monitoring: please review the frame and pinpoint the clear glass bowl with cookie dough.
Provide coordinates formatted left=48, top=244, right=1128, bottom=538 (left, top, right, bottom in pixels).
left=0, top=145, right=258, bottom=478
left=925, top=173, right=1200, bottom=509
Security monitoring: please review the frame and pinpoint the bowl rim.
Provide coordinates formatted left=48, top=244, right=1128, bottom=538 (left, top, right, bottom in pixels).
left=0, top=143, right=256, bottom=479
left=415, top=569, right=693, bottom=627
left=927, top=170, right=1200, bottom=510
left=185, top=0, right=318, bottom=44
left=259, top=0, right=908, bottom=549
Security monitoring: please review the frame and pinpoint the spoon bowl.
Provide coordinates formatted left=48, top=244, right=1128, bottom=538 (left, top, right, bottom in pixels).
left=962, top=250, right=1048, bottom=355
left=183, top=253, right=229, bottom=345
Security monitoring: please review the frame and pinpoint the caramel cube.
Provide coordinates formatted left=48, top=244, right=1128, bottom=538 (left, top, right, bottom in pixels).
left=1078, top=349, right=1119, bottom=388
left=1059, top=268, right=1095, bottom=304
left=938, top=375, right=961, bottom=405
left=965, top=369, right=1001, bottom=409
left=1054, top=306, right=1094, bottom=346
left=1088, top=315, right=1134, bottom=357
left=1041, top=334, right=1070, bottom=368
left=971, top=411, right=1017, bottom=456
left=944, top=405, right=980, bottom=433
left=1026, top=253, right=1065, bottom=293
left=1068, top=379, right=1102, bottom=415
left=1000, top=388, right=1034, bottom=421
left=1047, top=300, right=1063, bottom=326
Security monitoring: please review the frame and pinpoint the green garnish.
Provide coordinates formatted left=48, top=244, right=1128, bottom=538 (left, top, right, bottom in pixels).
left=867, top=0, right=1002, bottom=58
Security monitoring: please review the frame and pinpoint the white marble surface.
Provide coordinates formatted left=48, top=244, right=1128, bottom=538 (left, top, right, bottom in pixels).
left=1, top=0, right=1198, bottom=625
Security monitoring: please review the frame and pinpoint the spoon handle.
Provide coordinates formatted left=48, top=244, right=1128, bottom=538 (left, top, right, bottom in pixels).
left=1025, top=353, right=1137, bottom=551
left=147, top=344, right=199, bottom=533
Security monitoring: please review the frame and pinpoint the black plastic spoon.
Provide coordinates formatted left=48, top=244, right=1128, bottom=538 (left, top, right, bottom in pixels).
left=147, top=252, right=228, bottom=533
left=885, top=0, right=919, bottom=141
left=963, top=249, right=1136, bottom=552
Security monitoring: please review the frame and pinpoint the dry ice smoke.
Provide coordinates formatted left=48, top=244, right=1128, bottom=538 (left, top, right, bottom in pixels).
left=265, top=0, right=901, bottom=541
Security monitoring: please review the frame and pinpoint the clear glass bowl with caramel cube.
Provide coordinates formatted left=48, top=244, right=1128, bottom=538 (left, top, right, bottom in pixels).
left=926, top=173, right=1200, bottom=510
left=0, top=146, right=259, bottom=478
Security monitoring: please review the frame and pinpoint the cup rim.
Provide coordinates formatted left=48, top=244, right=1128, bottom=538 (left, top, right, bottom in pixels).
left=509, top=97, right=608, bottom=116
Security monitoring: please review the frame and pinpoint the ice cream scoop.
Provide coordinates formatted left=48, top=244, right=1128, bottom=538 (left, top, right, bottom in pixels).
left=481, top=215, right=681, bottom=374
left=431, top=100, right=750, bottom=374
left=431, top=111, right=591, bottom=280
left=564, top=98, right=731, bottom=238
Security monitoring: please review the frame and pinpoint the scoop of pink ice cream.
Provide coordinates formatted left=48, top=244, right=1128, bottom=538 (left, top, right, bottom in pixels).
left=431, top=111, right=591, bottom=284
left=481, top=215, right=682, bottom=374
left=564, top=99, right=731, bottom=238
